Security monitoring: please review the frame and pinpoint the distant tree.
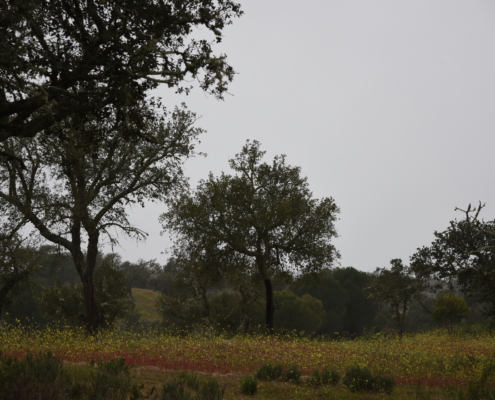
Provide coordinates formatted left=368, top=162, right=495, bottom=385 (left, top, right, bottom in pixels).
left=432, top=293, right=470, bottom=333
left=120, top=259, right=156, bottom=300
left=291, top=269, right=349, bottom=334
left=367, top=259, right=426, bottom=338
left=411, top=203, right=495, bottom=320
left=332, top=267, right=378, bottom=336
left=274, top=290, right=326, bottom=335
left=161, top=140, right=340, bottom=330
left=1, top=0, right=243, bottom=143
left=0, top=105, right=201, bottom=333
left=156, top=255, right=223, bottom=330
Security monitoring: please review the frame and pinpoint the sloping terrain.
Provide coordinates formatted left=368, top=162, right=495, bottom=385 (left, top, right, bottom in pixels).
left=132, top=288, right=162, bottom=322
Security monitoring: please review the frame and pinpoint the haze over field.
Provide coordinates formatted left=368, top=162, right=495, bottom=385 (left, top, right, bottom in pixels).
left=107, top=1, right=495, bottom=272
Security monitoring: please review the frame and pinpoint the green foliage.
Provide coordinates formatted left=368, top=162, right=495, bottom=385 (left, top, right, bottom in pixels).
left=321, top=368, right=340, bottom=386
left=283, top=365, right=302, bottom=383
left=254, top=363, right=283, bottom=381
left=89, top=358, right=135, bottom=400
left=39, top=254, right=133, bottom=328
left=411, top=204, right=495, bottom=320
left=240, top=375, right=258, bottom=395
left=433, top=293, right=471, bottom=330
left=307, top=367, right=341, bottom=387
left=197, top=379, right=225, bottom=400
left=274, top=290, right=326, bottom=335
left=291, top=269, right=349, bottom=334
left=309, top=369, right=322, bottom=387
left=179, top=372, right=201, bottom=391
left=1, top=0, right=243, bottom=142
left=332, top=267, right=378, bottom=336
left=343, top=365, right=395, bottom=395
left=448, top=359, right=495, bottom=400
left=367, top=259, right=426, bottom=337
left=161, top=374, right=224, bottom=400
left=162, top=140, right=340, bottom=330
left=0, top=351, right=73, bottom=400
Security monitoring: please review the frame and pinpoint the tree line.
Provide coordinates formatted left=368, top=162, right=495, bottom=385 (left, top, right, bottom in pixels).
left=1, top=1, right=493, bottom=336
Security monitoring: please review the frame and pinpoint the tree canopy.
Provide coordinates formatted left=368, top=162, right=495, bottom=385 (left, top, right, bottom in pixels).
left=161, top=140, right=340, bottom=330
left=367, top=259, right=426, bottom=337
left=1, top=0, right=242, bottom=142
left=411, top=203, right=495, bottom=320
left=0, top=104, right=201, bottom=332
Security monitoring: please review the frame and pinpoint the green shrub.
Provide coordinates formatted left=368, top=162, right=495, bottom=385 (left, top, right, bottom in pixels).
left=161, top=374, right=224, bottom=400
left=283, top=364, right=302, bottom=383
left=343, top=365, right=373, bottom=392
left=161, top=380, right=193, bottom=400
left=372, top=375, right=396, bottom=395
left=309, top=369, right=322, bottom=386
left=197, top=379, right=225, bottom=400
left=343, top=365, right=395, bottom=394
left=0, top=351, right=76, bottom=400
left=254, top=363, right=283, bottom=381
left=240, top=375, right=258, bottom=396
left=179, top=372, right=201, bottom=391
left=321, top=368, right=340, bottom=386
left=88, top=358, right=135, bottom=400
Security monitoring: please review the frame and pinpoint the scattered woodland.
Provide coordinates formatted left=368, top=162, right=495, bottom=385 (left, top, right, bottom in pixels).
left=1, top=1, right=495, bottom=398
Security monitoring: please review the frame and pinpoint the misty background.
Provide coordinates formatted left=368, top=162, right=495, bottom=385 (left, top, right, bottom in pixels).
left=103, top=0, right=495, bottom=272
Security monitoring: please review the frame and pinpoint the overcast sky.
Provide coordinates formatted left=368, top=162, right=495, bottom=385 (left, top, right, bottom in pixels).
left=104, top=0, right=495, bottom=273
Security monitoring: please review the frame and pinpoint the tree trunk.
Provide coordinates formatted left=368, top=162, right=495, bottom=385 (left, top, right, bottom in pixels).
left=72, top=232, right=100, bottom=334
left=264, top=278, right=275, bottom=331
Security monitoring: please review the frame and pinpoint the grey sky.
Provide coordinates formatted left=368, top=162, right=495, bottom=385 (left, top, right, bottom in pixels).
left=104, top=0, right=495, bottom=272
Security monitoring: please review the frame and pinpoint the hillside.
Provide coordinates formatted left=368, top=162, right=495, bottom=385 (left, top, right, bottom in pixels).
left=132, top=288, right=162, bottom=322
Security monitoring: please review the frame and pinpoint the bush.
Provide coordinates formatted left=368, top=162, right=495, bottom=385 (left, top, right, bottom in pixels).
left=309, top=369, right=322, bottom=386
left=343, top=365, right=395, bottom=394
left=88, top=357, right=136, bottom=400
left=240, top=375, right=258, bottom=396
left=178, top=372, right=201, bottom=391
left=197, top=379, right=225, bottom=400
left=321, top=368, right=340, bottom=386
left=161, top=374, right=224, bottom=400
left=0, top=351, right=75, bottom=400
left=284, top=364, right=302, bottom=383
left=254, top=363, right=283, bottom=381
left=161, top=380, right=193, bottom=400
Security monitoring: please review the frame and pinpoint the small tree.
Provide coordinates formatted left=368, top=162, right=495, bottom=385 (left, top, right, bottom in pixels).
left=411, top=203, right=495, bottom=320
left=162, top=140, right=340, bottom=330
left=432, top=293, right=470, bottom=333
left=367, top=259, right=426, bottom=338
left=274, top=291, right=326, bottom=335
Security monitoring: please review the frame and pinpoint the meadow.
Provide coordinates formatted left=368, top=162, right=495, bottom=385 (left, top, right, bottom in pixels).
left=1, top=324, right=494, bottom=399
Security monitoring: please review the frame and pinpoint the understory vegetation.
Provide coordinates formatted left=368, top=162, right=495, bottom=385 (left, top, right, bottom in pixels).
left=1, top=325, right=495, bottom=399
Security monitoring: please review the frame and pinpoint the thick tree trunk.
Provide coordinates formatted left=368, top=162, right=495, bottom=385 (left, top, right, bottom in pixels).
left=264, top=278, right=275, bottom=331
left=72, top=232, right=100, bottom=334
left=255, top=255, right=275, bottom=332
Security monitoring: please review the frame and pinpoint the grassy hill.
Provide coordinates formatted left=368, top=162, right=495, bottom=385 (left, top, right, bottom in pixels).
left=131, top=288, right=162, bottom=322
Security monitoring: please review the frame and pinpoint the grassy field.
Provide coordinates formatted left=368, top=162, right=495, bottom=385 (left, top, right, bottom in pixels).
left=132, top=288, right=161, bottom=322
left=1, top=325, right=494, bottom=398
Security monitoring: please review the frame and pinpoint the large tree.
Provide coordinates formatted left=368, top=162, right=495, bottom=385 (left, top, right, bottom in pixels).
left=161, top=140, right=340, bottom=330
left=411, top=203, right=495, bottom=319
left=0, top=104, right=201, bottom=332
left=1, top=0, right=242, bottom=142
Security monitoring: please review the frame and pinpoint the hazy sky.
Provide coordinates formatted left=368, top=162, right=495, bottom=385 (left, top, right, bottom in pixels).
left=103, top=0, right=495, bottom=272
